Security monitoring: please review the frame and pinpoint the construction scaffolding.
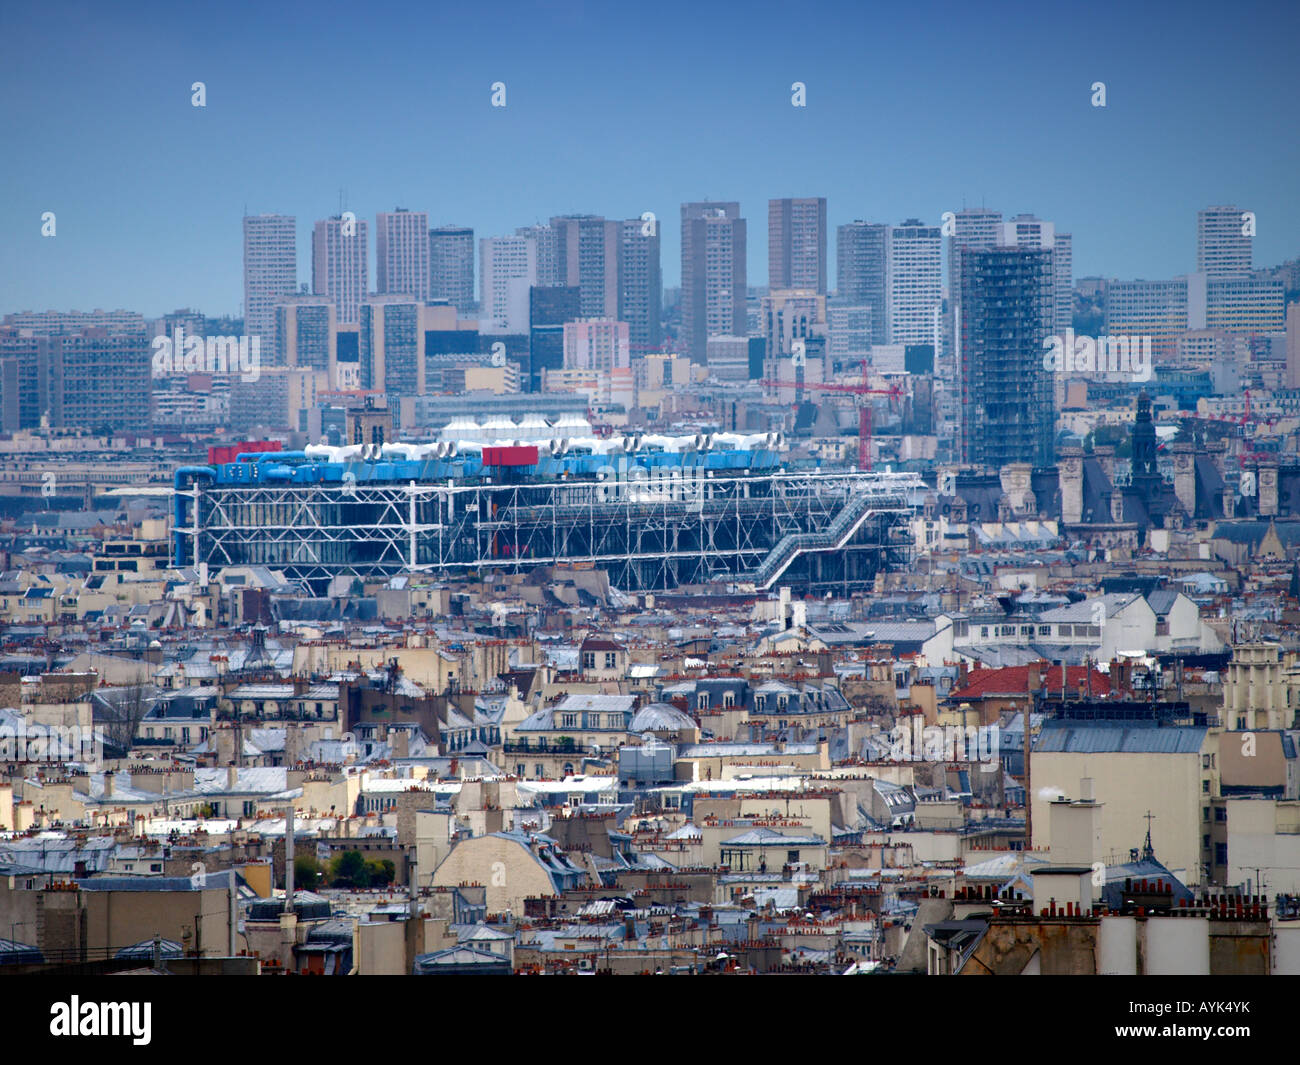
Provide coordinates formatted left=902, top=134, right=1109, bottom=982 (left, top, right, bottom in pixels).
left=176, top=464, right=923, bottom=595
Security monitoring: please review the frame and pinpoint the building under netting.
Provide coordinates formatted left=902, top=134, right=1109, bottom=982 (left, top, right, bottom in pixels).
left=173, top=431, right=923, bottom=596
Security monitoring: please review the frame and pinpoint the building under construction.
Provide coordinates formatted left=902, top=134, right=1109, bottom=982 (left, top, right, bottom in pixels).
left=173, top=423, right=923, bottom=595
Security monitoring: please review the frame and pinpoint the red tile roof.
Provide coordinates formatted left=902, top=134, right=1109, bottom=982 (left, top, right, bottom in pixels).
left=950, top=664, right=1111, bottom=701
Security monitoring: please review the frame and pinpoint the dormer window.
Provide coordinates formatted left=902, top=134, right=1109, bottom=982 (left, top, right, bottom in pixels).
left=697, top=692, right=709, bottom=710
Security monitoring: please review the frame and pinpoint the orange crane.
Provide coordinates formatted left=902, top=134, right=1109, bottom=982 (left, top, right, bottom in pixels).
left=760, top=360, right=903, bottom=470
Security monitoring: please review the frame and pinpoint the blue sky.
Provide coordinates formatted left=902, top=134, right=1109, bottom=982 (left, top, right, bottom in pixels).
left=2, top=0, right=1297, bottom=317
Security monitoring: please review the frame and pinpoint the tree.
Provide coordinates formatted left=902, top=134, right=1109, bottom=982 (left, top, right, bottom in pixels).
left=102, top=683, right=153, bottom=754
left=329, top=850, right=370, bottom=888
left=365, top=859, right=395, bottom=887
left=294, top=855, right=322, bottom=891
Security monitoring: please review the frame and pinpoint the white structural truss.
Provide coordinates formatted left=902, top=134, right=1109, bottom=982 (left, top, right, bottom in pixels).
left=177, top=467, right=924, bottom=594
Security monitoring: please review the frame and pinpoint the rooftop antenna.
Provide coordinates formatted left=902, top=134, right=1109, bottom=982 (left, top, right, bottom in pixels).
left=1142, top=810, right=1155, bottom=861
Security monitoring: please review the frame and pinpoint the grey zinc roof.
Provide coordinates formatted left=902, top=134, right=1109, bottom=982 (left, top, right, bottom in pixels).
left=630, top=702, right=697, bottom=732
left=1146, top=589, right=1180, bottom=617
left=1034, top=725, right=1207, bottom=755
left=193, top=766, right=289, bottom=793
left=721, top=827, right=826, bottom=847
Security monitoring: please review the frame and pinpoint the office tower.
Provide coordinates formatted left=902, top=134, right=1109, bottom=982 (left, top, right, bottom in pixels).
left=17, top=329, right=151, bottom=433
left=563, top=318, right=630, bottom=371
left=885, top=220, right=942, bottom=349
left=529, top=285, right=581, bottom=393
left=2, top=309, right=148, bottom=335
left=480, top=234, right=538, bottom=335
left=422, top=303, right=479, bottom=356
left=1106, top=276, right=1196, bottom=360
left=376, top=208, right=430, bottom=299
left=946, top=208, right=1002, bottom=306
left=1206, top=277, right=1285, bottom=333
left=0, top=353, right=19, bottom=432
left=958, top=247, right=1055, bottom=468
left=0, top=328, right=44, bottom=429
left=276, top=296, right=337, bottom=373
left=312, top=215, right=369, bottom=325
left=948, top=208, right=1003, bottom=268
left=836, top=221, right=888, bottom=344
left=998, top=214, right=1072, bottom=334
left=680, top=202, right=747, bottom=362
left=360, top=296, right=425, bottom=396
left=1198, top=205, right=1253, bottom=279
left=243, top=214, right=297, bottom=360
left=705, top=335, right=752, bottom=382
left=769, top=197, right=827, bottom=293
left=230, top=366, right=322, bottom=435
left=1287, top=303, right=1300, bottom=390
left=517, top=223, right=560, bottom=287
left=828, top=303, right=873, bottom=364
left=619, top=218, right=662, bottom=353
left=944, top=208, right=1004, bottom=389
left=763, top=290, right=827, bottom=359
left=429, top=225, right=475, bottom=312
left=550, top=215, right=621, bottom=318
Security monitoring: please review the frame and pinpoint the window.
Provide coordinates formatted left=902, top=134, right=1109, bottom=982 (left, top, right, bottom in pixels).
left=787, top=850, right=799, bottom=864
left=515, top=764, right=525, bottom=776
left=582, top=652, right=595, bottom=670
left=1215, top=843, right=1228, bottom=865
left=697, top=692, right=708, bottom=710
left=1038, top=626, right=1051, bottom=636
left=534, top=764, right=544, bottom=777
left=1202, top=779, right=1210, bottom=793
left=605, top=652, right=616, bottom=669
left=560, top=713, right=578, bottom=728
left=723, top=691, right=735, bottom=708
left=1215, top=807, right=1227, bottom=822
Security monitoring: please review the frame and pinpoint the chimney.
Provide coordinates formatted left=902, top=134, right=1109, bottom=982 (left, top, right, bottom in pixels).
left=284, top=804, right=295, bottom=914
left=227, top=765, right=239, bottom=790
left=103, top=770, right=114, bottom=798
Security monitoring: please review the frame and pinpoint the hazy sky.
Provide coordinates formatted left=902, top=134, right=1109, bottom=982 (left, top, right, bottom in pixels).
left=2, top=0, right=1298, bottom=317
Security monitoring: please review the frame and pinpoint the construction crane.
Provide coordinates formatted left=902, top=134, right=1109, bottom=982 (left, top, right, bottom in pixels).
left=760, top=359, right=903, bottom=470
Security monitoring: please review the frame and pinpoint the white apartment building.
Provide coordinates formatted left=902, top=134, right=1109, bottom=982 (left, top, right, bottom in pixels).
left=479, top=234, right=538, bottom=335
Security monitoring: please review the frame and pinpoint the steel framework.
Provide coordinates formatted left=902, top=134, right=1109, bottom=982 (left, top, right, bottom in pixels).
left=178, top=468, right=923, bottom=595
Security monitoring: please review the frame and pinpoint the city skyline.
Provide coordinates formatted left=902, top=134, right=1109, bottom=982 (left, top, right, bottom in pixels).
left=4, top=0, right=1298, bottom=317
